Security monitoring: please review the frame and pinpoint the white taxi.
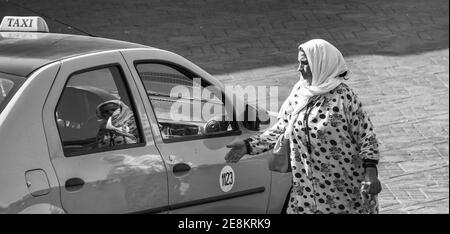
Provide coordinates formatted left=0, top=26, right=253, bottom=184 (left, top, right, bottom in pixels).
left=0, top=16, right=291, bottom=213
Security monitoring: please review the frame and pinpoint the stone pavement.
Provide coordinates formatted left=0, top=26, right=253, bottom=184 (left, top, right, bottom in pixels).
left=1, top=0, right=448, bottom=213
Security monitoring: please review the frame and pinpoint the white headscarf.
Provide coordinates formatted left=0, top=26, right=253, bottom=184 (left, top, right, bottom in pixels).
left=280, top=39, right=349, bottom=139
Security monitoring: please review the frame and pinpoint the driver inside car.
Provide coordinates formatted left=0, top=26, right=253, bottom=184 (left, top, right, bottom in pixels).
left=95, top=100, right=139, bottom=148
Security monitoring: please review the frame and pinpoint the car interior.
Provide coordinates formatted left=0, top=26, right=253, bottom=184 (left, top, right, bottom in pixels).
left=56, top=86, right=118, bottom=155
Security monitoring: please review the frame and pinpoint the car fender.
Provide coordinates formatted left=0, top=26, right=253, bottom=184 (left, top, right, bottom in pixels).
left=267, top=171, right=292, bottom=213
left=18, top=203, right=66, bottom=214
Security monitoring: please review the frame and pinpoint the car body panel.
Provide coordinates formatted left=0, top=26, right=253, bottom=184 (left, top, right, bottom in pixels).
left=18, top=203, right=66, bottom=214
left=0, top=32, right=147, bottom=77
left=121, top=49, right=272, bottom=213
left=0, top=30, right=292, bottom=213
left=0, top=63, right=63, bottom=213
left=41, top=51, right=169, bottom=213
left=155, top=137, right=271, bottom=213
left=266, top=169, right=292, bottom=213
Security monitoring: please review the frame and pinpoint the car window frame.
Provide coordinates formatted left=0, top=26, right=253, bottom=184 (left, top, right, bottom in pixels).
left=55, top=63, right=146, bottom=157
left=133, top=60, right=241, bottom=144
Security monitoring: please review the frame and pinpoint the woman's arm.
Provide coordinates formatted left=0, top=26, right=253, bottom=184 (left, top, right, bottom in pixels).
left=226, top=92, right=292, bottom=162
left=246, top=115, right=288, bottom=155
left=345, top=88, right=382, bottom=194
left=225, top=116, right=287, bottom=163
left=345, top=88, right=380, bottom=165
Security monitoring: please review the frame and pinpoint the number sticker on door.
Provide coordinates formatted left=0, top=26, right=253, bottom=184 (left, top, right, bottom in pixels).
left=219, top=165, right=235, bottom=192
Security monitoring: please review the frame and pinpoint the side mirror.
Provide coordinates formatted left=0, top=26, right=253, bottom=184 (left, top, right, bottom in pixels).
left=243, top=104, right=270, bottom=131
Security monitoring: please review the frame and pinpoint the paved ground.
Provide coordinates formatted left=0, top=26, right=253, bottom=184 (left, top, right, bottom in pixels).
left=1, top=0, right=448, bottom=213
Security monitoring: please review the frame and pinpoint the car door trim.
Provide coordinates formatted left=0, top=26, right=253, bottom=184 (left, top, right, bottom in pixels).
left=162, top=130, right=242, bottom=143
left=132, top=186, right=266, bottom=214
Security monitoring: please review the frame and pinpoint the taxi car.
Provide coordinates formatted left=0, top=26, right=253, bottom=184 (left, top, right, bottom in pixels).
left=0, top=16, right=291, bottom=213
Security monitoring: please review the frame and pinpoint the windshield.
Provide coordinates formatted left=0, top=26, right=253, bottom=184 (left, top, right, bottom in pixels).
left=0, top=73, right=25, bottom=114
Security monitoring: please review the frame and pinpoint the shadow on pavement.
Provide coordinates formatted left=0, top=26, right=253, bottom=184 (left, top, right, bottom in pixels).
left=0, top=0, right=448, bottom=75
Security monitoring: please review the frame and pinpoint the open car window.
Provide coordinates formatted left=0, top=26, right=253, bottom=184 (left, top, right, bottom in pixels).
left=135, top=62, right=239, bottom=142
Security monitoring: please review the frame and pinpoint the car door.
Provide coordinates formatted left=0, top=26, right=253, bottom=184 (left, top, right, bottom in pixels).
left=42, top=51, right=169, bottom=213
left=121, top=49, right=271, bottom=213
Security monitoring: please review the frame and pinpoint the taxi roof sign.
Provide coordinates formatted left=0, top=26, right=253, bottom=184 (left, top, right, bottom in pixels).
left=0, top=16, right=49, bottom=32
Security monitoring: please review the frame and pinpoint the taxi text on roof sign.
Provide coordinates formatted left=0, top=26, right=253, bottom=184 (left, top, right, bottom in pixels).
left=0, top=16, right=49, bottom=32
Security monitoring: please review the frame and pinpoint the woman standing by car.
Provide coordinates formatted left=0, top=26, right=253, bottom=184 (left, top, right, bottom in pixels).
left=225, top=39, right=381, bottom=214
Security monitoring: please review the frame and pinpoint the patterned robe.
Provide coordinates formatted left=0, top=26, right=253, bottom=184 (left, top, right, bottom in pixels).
left=247, top=83, right=380, bottom=214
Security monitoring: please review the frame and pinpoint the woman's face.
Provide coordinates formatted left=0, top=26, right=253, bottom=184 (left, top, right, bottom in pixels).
left=298, top=49, right=312, bottom=85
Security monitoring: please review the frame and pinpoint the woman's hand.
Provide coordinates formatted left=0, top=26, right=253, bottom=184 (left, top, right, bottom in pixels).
left=361, top=167, right=382, bottom=195
left=224, top=140, right=248, bottom=163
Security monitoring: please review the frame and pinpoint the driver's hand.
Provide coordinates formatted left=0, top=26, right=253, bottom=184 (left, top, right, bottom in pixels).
left=225, top=140, right=247, bottom=163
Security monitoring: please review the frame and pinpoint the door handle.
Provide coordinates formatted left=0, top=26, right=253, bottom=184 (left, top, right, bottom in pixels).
left=173, top=163, right=191, bottom=177
left=65, top=177, right=85, bottom=191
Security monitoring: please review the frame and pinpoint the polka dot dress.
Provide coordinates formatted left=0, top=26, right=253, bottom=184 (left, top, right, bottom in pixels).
left=247, top=83, right=380, bottom=214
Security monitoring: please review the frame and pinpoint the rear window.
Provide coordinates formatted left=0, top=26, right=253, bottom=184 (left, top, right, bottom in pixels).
left=0, top=74, right=25, bottom=114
